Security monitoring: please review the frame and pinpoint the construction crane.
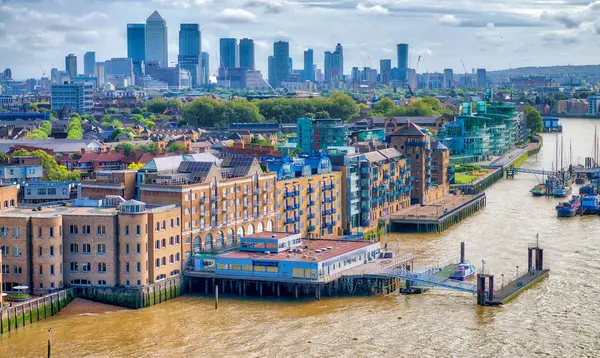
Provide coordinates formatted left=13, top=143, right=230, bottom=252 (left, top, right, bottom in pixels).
left=461, top=59, right=468, bottom=87
left=406, top=55, right=422, bottom=104
left=39, top=64, right=46, bottom=78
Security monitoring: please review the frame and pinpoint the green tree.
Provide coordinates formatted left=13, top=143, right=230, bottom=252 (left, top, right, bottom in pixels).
left=183, top=96, right=221, bottom=127
left=28, top=129, right=48, bottom=139
left=372, top=97, right=396, bottom=114
left=167, top=142, right=187, bottom=153
left=131, top=114, right=145, bottom=123
left=113, top=143, right=135, bottom=156
left=137, top=142, right=159, bottom=154
left=40, top=121, right=52, bottom=136
left=132, top=107, right=143, bottom=114
left=524, top=105, right=543, bottom=134
left=147, top=98, right=168, bottom=114
left=13, top=149, right=80, bottom=181
left=105, top=107, right=119, bottom=114
left=326, top=92, right=359, bottom=121
left=315, top=111, right=330, bottom=119
left=67, top=116, right=83, bottom=139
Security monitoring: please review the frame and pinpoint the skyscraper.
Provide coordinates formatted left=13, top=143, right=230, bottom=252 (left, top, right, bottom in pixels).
left=239, top=38, right=255, bottom=70
left=324, top=44, right=343, bottom=84
left=3, top=68, right=12, bottom=81
left=335, top=43, right=343, bottom=78
left=443, top=69, right=454, bottom=89
left=84, top=52, right=95, bottom=76
left=201, top=52, right=210, bottom=85
left=303, top=49, right=314, bottom=82
left=65, top=54, right=77, bottom=79
left=380, top=59, right=391, bottom=85
left=397, top=44, right=409, bottom=82
left=178, top=24, right=201, bottom=87
left=145, top=11, right=168, bottom=67
left=476, top=69, right=487, bottom=88
left=219, top=38, right=237, bottom=69
left=273, top=41, right=290, bottom=87
left=127, top=23, right=146, bottom=77
left=268, top=56, right=276, bottom=88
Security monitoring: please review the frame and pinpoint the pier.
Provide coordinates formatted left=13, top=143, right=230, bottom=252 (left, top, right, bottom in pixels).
left=389, top=193, right=486, bottom=233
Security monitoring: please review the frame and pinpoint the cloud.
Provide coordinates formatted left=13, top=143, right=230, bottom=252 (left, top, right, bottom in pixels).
left=152, top=0, right=212, bottom=8
left=65, top=31, right=100, bottom=45
left=244, top=0, right=289, bottom=14
left=213, top=8, right=258, bottom=23
left=356, top=3, right=389, bottom=15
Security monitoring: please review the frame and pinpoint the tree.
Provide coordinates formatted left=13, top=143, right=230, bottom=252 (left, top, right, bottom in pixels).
left=372, top=97, right=396, bottom=114
left=28, top=129, right=48, bottom=139
left=114, top=143, right=135, bottom=156
left=137, top=142, right=159, bottom=154
left=132, top=107, right=143, bottom=114
left=147, top=98, right=168, bottom=114
left=40, top=121, right=52, bottom=136
left=105, top=107, right=119, bottom=114
left=127, top=162, right=145, bottom=170
left=182, top=96, right=221, bottom=127
left=326, top=92, right=359, bottom=121
left=315, top=111, right=330, bottom=119
left=67, top=116, right=83, bottom=139
left=131, top=114, right=144, bottom=123
left=524, top=105, right=543, bottom=134
left=13, top=149, right=80, bottom=181
left=167, top=142, right=187, bottom=153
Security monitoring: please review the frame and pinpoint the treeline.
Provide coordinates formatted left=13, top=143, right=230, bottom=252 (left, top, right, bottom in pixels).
left=371, top=97, right=454, bottom=117
left=28, top=122, right=53, bottom=139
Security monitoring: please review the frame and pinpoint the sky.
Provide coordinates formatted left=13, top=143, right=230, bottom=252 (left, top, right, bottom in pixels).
left=1, top=0, right=599, bottom=80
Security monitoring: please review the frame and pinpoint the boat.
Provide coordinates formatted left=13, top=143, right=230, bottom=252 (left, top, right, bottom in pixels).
left=554, top=185, right=572, bottom=198
left=575, top=175, right=586, bottom=185
left=582, top=194, right=600, bottom=215
left=531, top=184, right=546, bottom=197
left=579, top=185, right=597, bottom=196
left=449, top=262, right=477, bottom=281
left=556, top=196, right=581, bottom=217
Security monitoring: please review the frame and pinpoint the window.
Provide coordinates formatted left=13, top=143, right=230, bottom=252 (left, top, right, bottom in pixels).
left=136, top=225, right=141, bottom=235
left=97, top=225, right=106, bottom=235
left=176, top=253, right=180, bottom=262
left=0, top=246, right=7, bottom=256
left=176, top=218, right=180, bottom=227
left=125, top=263, right=130, bottom=273
left=13, top=227, right=20, bottom=237
left=97, top=244, right=106, bottom=254
left=82, top=244, right=91, bottom=253
left=38, top=227, right=42, bottom=237
left=2, top=264, right=9, bottom=274
left=161, top=239, right=166, bottom=248
left=70, top=243, right=79, bottom=253
left=136, top=262, right=141, bottom=273
left=169, top=254, right=174, bottom=263
left=97, top=263, right=106, bottom=272
left=50, top=264, right=55, bottom=276
left=185, top=208, right=190, bottom=215
left=169, top=237, right=174, bottom=246
left=69, top=225, right=78, bottom=234
left=192, top=193, right=197, bottom=200
left=38, top=246, right=43, bottom=256
left=70, top=262, right=79, bottom=272
left=82, top=225, right=91, bottom=235
left=13, top=264, right=21, bottom=275
left=162, top=220, right=166, bottom=230
left=50, top=245, right=54, bottom=256
left=136, top=243, right=141, bottom=254
left=161, top=257, right=166, bottom=266
left=155, top=240, right=160, bottom=250
left=98, top=280, right=107, bottom=286
left=185, top=194, right=189, bottom=201
left=12, top=245, right=21, bottom=256
left=155, top=259, right=160, bottom=268
left=155, top=222, right=160, bottom=231
left=125, top=225, right=130, bottom=235
left=125, top=244, right=130, bottom=254
left=175, top=235, right=180, bottom=244
left=82, top=262, right=91, bottom=272
left=49, top=227, right=54, bottom=237
left=170, top=219, right=174, bottom=228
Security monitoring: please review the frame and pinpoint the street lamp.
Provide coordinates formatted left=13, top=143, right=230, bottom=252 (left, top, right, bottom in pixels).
left=501, top=273, right=504, bottom=292
left=516, top=265, right=519, bottom=279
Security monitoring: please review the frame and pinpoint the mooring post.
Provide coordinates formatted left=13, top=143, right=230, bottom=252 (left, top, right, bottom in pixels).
left=215, top=285, right=219, bottom=310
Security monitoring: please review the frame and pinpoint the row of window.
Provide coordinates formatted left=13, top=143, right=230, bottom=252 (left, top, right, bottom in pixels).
left=154, top=253, right=180, bottom=268
left=154, top=236, right=180, bottom=250
left=183, top=183, right=274, bottom=202
left=70, top=262, right=107, bottom=272
left=154, top=218, right=180, bottom=232
left=70, top=243, right=106, bottom=254
left=0, top=245, right=21, bottom=256
left=68, top=224, right=106, bottom=235
left=216, top=263, right=279, bottom=273
left=0, top=226, right=61, bottom=238
left=1, top=199, right=15, bottom=208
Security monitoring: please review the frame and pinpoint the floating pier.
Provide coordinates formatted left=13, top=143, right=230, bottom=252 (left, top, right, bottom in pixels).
left=389, top=193, right=486, bottom=233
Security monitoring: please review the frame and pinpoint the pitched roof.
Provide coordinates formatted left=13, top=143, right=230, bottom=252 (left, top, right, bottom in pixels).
left=147, top=10, right=164, bottom=20
left=378, top=147, right=403, bottom=160
left=363, top=151, right=387, bottom=163
left=80, top=152, right=125, bottom=163
left=389, top=122, right=427, bottom=137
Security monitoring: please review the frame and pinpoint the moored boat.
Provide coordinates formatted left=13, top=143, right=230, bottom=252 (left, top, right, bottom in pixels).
left=582, top=194, right=600, bottom=215
left=554, top=185, right=572, bottom=198
left=449, top=262, right=477, bottom=281
left=556, top=196, right=581, bottom=217
left=531, top=184, right=546, bottom=197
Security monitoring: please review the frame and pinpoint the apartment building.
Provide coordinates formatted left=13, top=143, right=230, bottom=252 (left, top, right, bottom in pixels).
left=0, top=156, right=44, bottom=184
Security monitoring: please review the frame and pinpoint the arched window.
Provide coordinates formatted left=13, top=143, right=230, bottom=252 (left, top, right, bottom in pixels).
left=176, top=253, right=180, bottom=262
left=170, top=270, right=181, bottom=276
left=257, top=222, right=264, bottom=233
left=4, top=200, right=8, bottom=208
left=155, top=222, right=160, bottom=231
left=227, top=228, right=234, bottom=243
left=161, top=238, right=166, bottom=248
left=97, top=244, right=106, bottom=254
left=97, top=262, right=106, bottom=272
left=13, top=264, right=21, bottom=275
left=247, top=224, right=255, bottom=235
left=97, top=225, right=106, bottom=235
left=82, top=262, right=91, bottom=272
left=162, top=220, right=166, bottom=230
left=70, top=243, right=79, bottom=253
left=267, top=220, right=273, bottom=231
left=237, top=226, right=244, bottom=241
left=176, top=218, right=180, bottom=226
left=161, top=256, right=166, bottom=266
left=156, top=274, right=166, bottom=281
left=82, top=225, right=91, bottom=235
left=175, top=235, right=180, bottom=244
left=9, top=199, right=14, bottom=207
left=155, top=240, right=160, bottom=250
left=70, top=262, right=79, bottom=271
left=82, top=244, right=91, bottom=253
left=170, top=219, right=174, bottom=228
left=215, top=231, right=224, bottom=248
left=169, top=254, right=174, bottom=263
left=193, top=236, right=201, bottom=254
left=69, top=225, right=78, bottom=234
left=204, top=233, right=213, bottom=250
left=155, top=259, right=160, bottom=268
left=169, top=236, right=174, bottom=245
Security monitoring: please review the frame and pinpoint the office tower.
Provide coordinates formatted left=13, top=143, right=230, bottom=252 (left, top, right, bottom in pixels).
left=476, top=69, right=487, bottom=88
left=127, top=23, right=146, bottom=77
left=219, top=38, right=237, bottom=69
left=2, top=68, right=12, bottom=81
left=397, top=44, right=408, bottom=82
left=324, top=44, right=343, bottom=84
left=84, top=52, right=95, bottom=76
left=239, top=38, right=255, bottom=70
left=51, top=82, right=93, bottom=114
left=178, top=24, right=201, bottom=87
left=50, top=68, right=58, bottom=84
left=335, top=43, right=343, bottom=78
left=288, top=58, right=293, bottom=74
left=94, top=62, right=105, bottom=87
left=145, top=11, right=168, bottom=67
left=380, top=59, right=391, bottom=85
left=201, top=52, right=209, bottom=85
left=65, top=54, right=77, bottom=79
left=303, top=49, right=314, bottom=82
left=268, top=56, right=276, bottom=87
left=273, top=41, right=289, bottom=87
left=443, top=69, right=454, bottom=89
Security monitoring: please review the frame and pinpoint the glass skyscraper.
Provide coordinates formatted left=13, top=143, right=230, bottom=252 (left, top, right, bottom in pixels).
left=219, top=38, right=237, bottom=69
left=303, top=49, right=314, bottom=82
left=145, top=11, right=168, bottom=67
left=84, top=52, right=95, bottom=76
left=65, top=54, right=77, bottom=79
left=397, top=43, right=409, bottom=82
left=178, top=24, right=201, bottom=87
left=127, top=23, right=146, bottom=77
left=273, top=41, right=289, bottom=87
left=380, top=59, right=391, bottom=85
left=239, top=38, right=255, bottom=70
left=201, top=52, right=209, bottom=85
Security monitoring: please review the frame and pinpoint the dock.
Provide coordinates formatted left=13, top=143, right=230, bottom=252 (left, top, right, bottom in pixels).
left=389, top=193, right=486, bottom=233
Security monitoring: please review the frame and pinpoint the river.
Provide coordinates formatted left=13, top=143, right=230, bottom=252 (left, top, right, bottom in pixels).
left=2, top=118, right=600, bottom=357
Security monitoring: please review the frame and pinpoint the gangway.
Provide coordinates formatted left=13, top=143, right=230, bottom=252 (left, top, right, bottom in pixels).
left=383, top=268, right=477, bottom=294
left=511, top=167, right=556, bottom=176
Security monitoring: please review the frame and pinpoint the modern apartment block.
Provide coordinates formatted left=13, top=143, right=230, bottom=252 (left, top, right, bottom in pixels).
left=297, top=117, right=349, bottom=152
left=51, top=82, right=93, bottom=114
left=262, top=153, right=343, bottom=238
left=390, top=122, right=449, bottom=205
left=0, top=156, right=44, bottom=184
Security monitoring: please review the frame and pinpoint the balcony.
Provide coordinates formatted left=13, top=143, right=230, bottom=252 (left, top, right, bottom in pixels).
left=200, top=197, right=207, bottom=203
left=426, top=157, right=433, bottom=162
left=332, top=208, right=337, bottom=214
left=308, top=226, right=316, bottom=232
left=307, top=213, right=316, bottom=220
left=253, top=189, right=261, bottom=195
left=308, top=200, right=316, bottom=206
left=426, top=165, right=432, bottom=170
left=284, top=190, right=299, bottom=198
left=211, top=195, right=219, bottom=201
left=243, top=190, right=249, bottom=196
left=307, top=187, right=315, bottom=194
left=322, top=210, right=331, bottom=216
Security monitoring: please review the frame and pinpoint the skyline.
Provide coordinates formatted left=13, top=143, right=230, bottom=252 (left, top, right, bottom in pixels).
left=1, top=0, right=599, bottom=80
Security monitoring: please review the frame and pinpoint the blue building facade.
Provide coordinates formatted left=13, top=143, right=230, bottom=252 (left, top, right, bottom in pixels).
left=178, top=24, right=201, bottom=88
left=239, top=38, right=255, bottom=70
left=219, top=38, right=238, bottom=69
left=127, top=23, right=146, bottom=78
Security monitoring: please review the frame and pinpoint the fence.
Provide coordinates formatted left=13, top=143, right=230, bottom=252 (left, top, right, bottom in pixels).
left=1, top=288, right=75, bottom=334
left=450, top=168, right=503, bottom=195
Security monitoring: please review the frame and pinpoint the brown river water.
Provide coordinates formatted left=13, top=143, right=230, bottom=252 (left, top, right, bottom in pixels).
left=2, top=118, right=600, bottom=357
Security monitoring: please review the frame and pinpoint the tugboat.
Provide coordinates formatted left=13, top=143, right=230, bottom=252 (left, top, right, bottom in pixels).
left=449, top=242, right=477, bottom=281
left=582, top=194, right=600, bottom=215
left=531, top=184, right=546, bottom=197
left=554, top=185, right=572, bottom=198
left=575, top=175, right=586, bottom=185
left=556, top=196, right=581, bottom=217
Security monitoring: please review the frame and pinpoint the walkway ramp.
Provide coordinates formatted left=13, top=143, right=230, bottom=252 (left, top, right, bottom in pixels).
left=383, top=268, right=477, bottom=294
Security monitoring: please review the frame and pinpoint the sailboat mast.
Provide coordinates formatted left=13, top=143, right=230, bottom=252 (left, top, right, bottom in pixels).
left=561, top=135, right=564, bottom=171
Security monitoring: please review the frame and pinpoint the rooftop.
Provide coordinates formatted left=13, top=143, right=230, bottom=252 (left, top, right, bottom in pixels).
left=0, top=205, right=117, bottom=218
left=243, top=231, right=294, bottom=240
left=222, top=239, right=376, bottom=263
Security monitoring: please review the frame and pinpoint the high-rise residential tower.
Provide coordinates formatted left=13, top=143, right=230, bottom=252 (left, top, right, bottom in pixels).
left=380, top=59, right=392, bottom=85
left=145, top=11, right=168, bottom=67
left=324, top=44, right=343, bottom=84
left=397, top=44, right=409, bottom=82
left=443, top=68, right=454, bottom=89
left=273, top=41, right=290, bottom=87
left=84, top=52, right=95, bottom=76
left=303, top=49, right=314, bottom=82
left=178, top=24, right=201, bottom=87
left=127, top=23, right=146, bottom=77
left=219, top=38, right=237, bottom=69
left=65, top=54, right=77, bottom=79
left=239, top=38, right=255, bottom=70
left=476, top=69, right=487, bottom=88
left=201, top=52, right=210, bottom=85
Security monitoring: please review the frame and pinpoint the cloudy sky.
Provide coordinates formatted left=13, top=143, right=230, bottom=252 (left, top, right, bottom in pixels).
left=0, top=0, right=598, bottom=80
